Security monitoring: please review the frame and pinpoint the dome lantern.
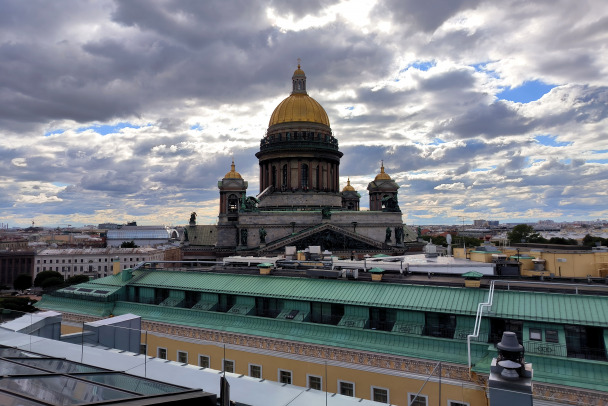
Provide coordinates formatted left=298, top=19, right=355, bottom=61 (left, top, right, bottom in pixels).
left=292, top=58, right=307, bottom=95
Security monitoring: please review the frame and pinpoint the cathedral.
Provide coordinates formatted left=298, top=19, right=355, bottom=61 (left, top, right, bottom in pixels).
left=191, top=64, right=416, bottom=257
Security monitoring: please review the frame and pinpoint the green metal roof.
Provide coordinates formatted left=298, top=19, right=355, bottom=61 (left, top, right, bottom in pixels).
left=461, top=271, right=484, bottom=279
left=117, top=270, right=487, bottom=315
left=75, top=270, right=608, bottom=325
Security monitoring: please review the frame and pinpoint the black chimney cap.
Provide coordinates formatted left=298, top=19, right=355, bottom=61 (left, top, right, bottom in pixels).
left=497, top=331, right=524, bottom=352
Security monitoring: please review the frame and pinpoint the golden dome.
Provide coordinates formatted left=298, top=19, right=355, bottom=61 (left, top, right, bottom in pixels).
left=269, top=93, right=330, bottom=127
left=293, top=66, right=305, bottom=76
left=268, top=62, right=330, bottom=127
left=375, top=162, right=392, bottom=181
left=224, top=160, right=242, bottom=179
left=342, top=178, right=356, bottom=192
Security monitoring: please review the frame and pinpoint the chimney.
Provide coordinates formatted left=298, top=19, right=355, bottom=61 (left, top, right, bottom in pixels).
left=488, top=331, right=533, bottom=406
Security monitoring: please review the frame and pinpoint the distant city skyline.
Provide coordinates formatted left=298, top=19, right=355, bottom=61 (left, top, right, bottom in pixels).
left=1, top=0, right=607, bottom=228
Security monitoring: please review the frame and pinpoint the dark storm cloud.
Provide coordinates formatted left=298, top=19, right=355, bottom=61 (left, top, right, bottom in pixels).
left=439, top=101, right=532, bottom=139
left=374, top=0, right=482, bottom=32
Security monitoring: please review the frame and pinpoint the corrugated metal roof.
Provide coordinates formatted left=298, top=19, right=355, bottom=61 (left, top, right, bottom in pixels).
left=81, top=271, right=608, bottom=325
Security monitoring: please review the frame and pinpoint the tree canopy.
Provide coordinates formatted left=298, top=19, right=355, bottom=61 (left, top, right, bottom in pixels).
left=66, top=274, right=90, bottom=285
left=583, top=234, right=608, bottom=247
left=34, top=271, right=63, bottom=287
left=120, top=240, right=138, bottom=248
left=13, top=274, right=32, bottom=291
left=507, top=224, right=545, bottom=243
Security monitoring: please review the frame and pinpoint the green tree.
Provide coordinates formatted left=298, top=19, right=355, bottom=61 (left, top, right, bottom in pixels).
left=0, top=296, right=37, bottom=313
left=507, top=224, right=546, bottom=243
left=548, top=237, right=579, bottom=246
left=120, top=240, right=138, bottom=248
left=41, top=277, right=64, bottom=289
left=582, top=234, right=608, bottom=247
left=13, top=274, right=32, bottom=292
left=34, top=271, right=64, bottom=287
left=66, top=275, right=90, bottom=285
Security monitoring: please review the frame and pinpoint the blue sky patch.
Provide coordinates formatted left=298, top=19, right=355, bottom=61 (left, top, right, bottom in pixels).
left=497, top=80, right=556, bottom=103
left=78, top=122, right=141, bottom=135
left=429, top=138, right=445, bottom=145
left=190, top=124, right=203, bottom=130
left=401, top=60, right=436, bottom=72
left=472, top=166, right=495, bottom=172
left=588, top=159, right=608, bottom=164
left=592, top=149, right=608, bottom=154
left=44, top=129, right=65, bottom=137
left=535, top=135, right=572, bottom=147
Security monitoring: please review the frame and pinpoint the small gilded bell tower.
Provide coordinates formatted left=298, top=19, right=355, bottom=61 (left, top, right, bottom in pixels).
left=218, top=160, right=248, bottom=221
left=367, top=162, right=400, bottom=212
left=341, top=178, right=360, bottom=210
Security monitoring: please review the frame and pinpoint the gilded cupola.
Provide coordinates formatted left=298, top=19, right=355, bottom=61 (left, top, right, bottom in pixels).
left=224, top=160, right=242, bottom=179
left=268, top=62, right=330, bottom=127
left=374, top=162, right=392, bottom=181
left=342, top=178, right=356, bottom=192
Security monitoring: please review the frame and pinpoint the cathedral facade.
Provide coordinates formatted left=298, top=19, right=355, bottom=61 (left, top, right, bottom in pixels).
left=214, top=64, right=416, bottom=256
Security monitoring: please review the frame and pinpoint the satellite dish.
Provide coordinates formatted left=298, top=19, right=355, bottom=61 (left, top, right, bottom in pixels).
left=446, top=234, right=452, bottom=244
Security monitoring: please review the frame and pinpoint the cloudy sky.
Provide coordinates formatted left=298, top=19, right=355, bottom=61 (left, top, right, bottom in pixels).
left=1, top=0, right=607, bottom=228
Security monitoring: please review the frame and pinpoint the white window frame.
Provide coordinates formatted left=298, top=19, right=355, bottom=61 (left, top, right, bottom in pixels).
left=177, top=350, right=188, bottom=364
left=198, top=354, right=210, bottom=368
left=157, top=347, right=167, bottom=360
left=249, top=363, right=262, bottom=379
left=306, top=374, right=323, bottom=391
left=448, top=400, right=469, bottom=406
left=338, top=380, right=355, bottom=397
left=222, top=358, right=235, bottom=373
left=408, top=392, right=428, bottom=406
left=278, top=369, right=293, bottom=385
left=371, top=386, right=389, bottom=403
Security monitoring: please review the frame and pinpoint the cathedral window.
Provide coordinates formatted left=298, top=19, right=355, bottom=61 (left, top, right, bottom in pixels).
left=301, top=164, right=309, bottom=188
left=282, top=165, right=288, bottom=187
left=272, top=166, right=277, bottom=188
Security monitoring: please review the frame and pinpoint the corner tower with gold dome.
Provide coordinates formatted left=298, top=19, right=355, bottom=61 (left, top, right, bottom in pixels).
left=213, top=63, right=416, bottom=255
left=255, top=63, right=343, bottom=209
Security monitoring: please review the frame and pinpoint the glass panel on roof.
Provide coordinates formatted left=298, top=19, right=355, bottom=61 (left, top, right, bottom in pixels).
left=94, top=290, right=110, bottom=294
left=78, top=373, right=184, bottom=395
left=0, top=347, right=42, bottom=358
left=0, top=376, right=133, bottom=404
left=0, top=392, right=44, bottom=406
left=15, top=358, right=106, bottom=374
left=0, top=361, right=49, bottom=376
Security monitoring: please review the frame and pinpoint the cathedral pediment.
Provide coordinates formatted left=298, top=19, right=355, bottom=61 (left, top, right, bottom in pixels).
left=259, top=223, right=386, bottom=254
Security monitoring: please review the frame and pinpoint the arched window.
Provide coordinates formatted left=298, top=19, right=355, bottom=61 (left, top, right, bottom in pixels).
left=282, top=164, right=288, bottom=187
left=228, top=194, right=239, bottom=213
left=301, top=164, right=309, bottom=189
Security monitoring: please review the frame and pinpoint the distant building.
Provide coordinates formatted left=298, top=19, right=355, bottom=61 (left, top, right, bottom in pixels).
left=0, top=238, right=28, bottom=251
left=0, top=251, right=35, bottom=288
left=34, top=247, right=170, bottom=279
left=106, top=225, right=179, bottom=247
